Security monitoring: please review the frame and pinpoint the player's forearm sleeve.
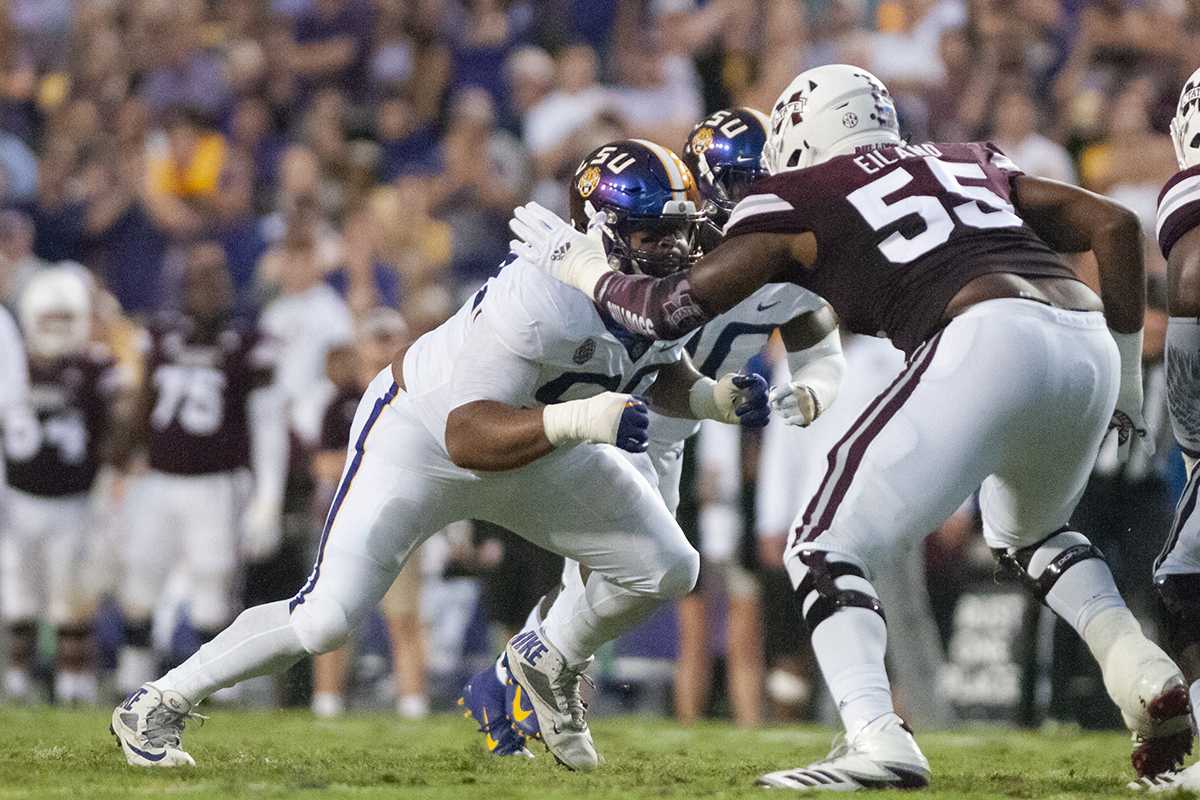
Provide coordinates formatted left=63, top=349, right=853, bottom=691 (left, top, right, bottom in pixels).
left=248, top=385, right=288, bottom=506
left=593, top=270, right=712, bottom=341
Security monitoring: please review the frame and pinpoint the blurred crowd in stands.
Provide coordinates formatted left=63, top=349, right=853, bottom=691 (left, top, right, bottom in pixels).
left=0, top=0, right=1195, bottom=728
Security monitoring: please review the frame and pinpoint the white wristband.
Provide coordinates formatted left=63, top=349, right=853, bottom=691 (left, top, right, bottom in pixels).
left=542, top=393, right=624, bottom=446
left=688, top=377, right=721, bottom=421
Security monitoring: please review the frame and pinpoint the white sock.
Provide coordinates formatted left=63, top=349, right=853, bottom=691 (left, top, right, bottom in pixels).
left=312, top=692, right=345, bottom=718
left=541, top=571, right=664, bottom=665
left=4, top=668, right=31, bottom=700
left=397, top=693, right=429, bottom=719
left=1030, top=532, right=1126, bottom=634
left=811, top=606, right=894, bottom=739
left=158, top=600, right=306, bottom=705
left=54, top=670, right=98, bottom=704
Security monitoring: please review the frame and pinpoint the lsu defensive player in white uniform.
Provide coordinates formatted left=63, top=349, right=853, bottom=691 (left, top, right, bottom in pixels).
left=459, top=108, right=845, bottom=759
left=110, top=139, right=770, bottom=770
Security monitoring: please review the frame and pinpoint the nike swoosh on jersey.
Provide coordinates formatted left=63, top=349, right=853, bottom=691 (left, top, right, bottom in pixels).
left=757, top=301, right=781, bottom=311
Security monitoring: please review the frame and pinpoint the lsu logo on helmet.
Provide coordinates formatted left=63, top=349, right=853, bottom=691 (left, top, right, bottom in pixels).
left=577, top=165, right=602, bottom=198
left=690, top=126, right=715, bottom=155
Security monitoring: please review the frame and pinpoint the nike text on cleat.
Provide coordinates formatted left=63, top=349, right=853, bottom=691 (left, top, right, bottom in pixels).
left=458, top=661, right=533, bottom=759
left=756, top=713, right=930, bottom=792
left=504, top=627, right=600, bottom=771
left=110, top=683, right=204, bottom=768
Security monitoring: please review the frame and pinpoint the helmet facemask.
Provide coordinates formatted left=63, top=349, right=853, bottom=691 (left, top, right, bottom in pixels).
left=592, top=205, right=703, bottom=278
left=1172, top=71, right=1200, bottom=170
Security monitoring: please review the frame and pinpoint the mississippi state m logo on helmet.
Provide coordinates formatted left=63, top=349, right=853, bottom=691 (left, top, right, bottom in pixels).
left=577, top=166, right=602, bottom=198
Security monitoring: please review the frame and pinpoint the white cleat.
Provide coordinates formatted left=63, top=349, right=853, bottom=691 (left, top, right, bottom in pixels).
left=110, top=683, right=204, bottom=767
left=757, top=713, right=931, bottom=792
left=504, top=627, right=600, bottom=771
left=1129, top=762, right=1200, bottom=793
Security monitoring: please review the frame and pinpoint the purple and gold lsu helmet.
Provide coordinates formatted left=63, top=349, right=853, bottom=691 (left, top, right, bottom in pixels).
left=569, top=139, right=703, bottom=278
left=683, top=107, right=771, bottom=224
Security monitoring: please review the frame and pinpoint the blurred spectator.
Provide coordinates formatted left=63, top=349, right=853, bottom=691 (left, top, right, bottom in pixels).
left=445, top=0, right=533, bottom=113
left=0, top=209, right=44, bottom=309
left=431, top=88, right=530, bottom=286
left=611, top=21, right=704, bottom=148
left=289, top=0, right=376, bottom=100
left=327, top=203, right=402, bottom=315
left=523, top=44, right=613, bottom=200
left=137, top=0, right=231, bottom=119
left=988, top=89, right=1077, bottom=184
left=504, top=46, right=555, bottom=133
left=0, top=131, right=36, bottom=204
left=368, top=181, right=452, bottom=294
left=258, top=227, right=354, bottom=446
left=374, top=93, right=440, bottom=182
left=1078, top=80, right=1176, bottom=268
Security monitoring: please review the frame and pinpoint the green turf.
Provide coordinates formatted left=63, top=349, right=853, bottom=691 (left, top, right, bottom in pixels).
left=0, top=707, right=1192, bottom=799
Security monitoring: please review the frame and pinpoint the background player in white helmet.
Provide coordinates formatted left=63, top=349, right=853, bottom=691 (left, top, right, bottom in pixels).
left=459, top=112, right=844, bottom=753
left=1135, top=65, right=1200, bottom=793
left=110, top=139, right=770, bottom=771
left=509, top=63, right=1188, bottom=790
left=114, top=242, right=288, bottom=695
left=2, top=265, right=130, bottom=704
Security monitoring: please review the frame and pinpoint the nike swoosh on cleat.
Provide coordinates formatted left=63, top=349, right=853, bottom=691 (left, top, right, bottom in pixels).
left=481, top=709, right=500, bottom=752
left=511, top=686, right=533, bottom=723
left=757, top=301, right=781, bottom=311
left=125, top=740, right=167, bottom=762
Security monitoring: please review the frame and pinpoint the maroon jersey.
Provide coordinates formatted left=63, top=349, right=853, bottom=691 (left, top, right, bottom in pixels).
left=724, top=141, right=1078, bottom=354
left=4, top=344, right=121, bottom=496
left=143, top=313, right=275, bottom=475
left=1157, top=164, right=1200, bottom=259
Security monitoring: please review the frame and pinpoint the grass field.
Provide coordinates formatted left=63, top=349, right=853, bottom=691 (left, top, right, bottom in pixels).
left=0, top=707, right=1192, bottom=799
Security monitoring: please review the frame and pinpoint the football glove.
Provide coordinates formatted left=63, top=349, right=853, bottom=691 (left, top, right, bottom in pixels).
left=690, top=373, right=770, bottom=428
left=1107, top=329, right=1154, bottom=464
left=508, top=202, right=612, bottom=296
left=542, top=392, right=650, bottom=453
left=770, top=329, right=845, bottom=427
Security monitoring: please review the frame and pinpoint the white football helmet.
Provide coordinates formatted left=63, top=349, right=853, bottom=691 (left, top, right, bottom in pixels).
left=762, top=64, right=902, bottom=175
left=1171, top=66, right=1200, bottom=169
left=19, top=264, right=93, bottom=359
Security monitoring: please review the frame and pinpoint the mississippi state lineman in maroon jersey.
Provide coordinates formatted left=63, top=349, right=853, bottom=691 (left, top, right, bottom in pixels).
left=116, top=243, right=287, bottom=695
left=3, top=267, right=129, bottom=704
left=1134, top=67, right=1200, bottom=793
left=509, top=64, right=1187, bottom=790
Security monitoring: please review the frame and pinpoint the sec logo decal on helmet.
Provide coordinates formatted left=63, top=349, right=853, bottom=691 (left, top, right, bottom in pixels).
left=577, top=165, right=602, bottom=198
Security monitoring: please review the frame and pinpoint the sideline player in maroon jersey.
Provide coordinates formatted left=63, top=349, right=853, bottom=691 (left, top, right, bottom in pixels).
left=3, top=266, right=130, bottom=704
left=508, top=64, right=1188, bottom=790
left=1134, top=66, right=1200, bottom=794
left=115, top=243, right=287, bottom=694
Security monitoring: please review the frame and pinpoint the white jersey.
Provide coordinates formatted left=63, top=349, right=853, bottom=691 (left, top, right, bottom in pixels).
left=403, top=257, right=687, bottom=447
left=649, top=282, right=824, bottom=446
